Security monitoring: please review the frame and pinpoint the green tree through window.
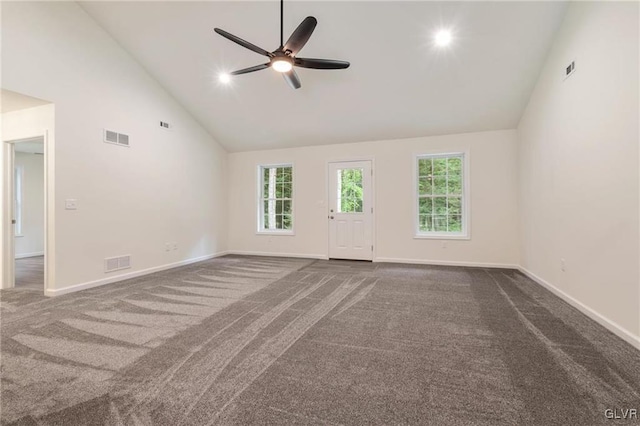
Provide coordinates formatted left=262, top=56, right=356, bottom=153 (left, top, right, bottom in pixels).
left=260, top=165, right=293, bottom=231
left=337, top=168, right=363, bottom=213
left=417, top=154, right=465, bottom=234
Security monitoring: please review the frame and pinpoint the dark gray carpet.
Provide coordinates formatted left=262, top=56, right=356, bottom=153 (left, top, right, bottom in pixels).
left=1, top=256, right=638, bottom=425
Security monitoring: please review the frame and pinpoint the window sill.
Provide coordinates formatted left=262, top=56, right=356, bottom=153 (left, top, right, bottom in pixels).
left=414, top=233, right=470, bottom=240
left=256, top=231, right=295, bottom=236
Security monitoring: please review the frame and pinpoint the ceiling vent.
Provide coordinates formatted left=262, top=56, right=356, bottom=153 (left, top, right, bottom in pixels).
left=104, top=129, right=130, bottom=147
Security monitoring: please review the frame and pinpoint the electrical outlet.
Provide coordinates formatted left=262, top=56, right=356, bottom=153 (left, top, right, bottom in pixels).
left=441, top=241, right=448, bottom=249
left=165, top=243, right=171, bottom=252
left=560, top=258, right=566, bottom=272
left=172, top=242, right=178, bottom=251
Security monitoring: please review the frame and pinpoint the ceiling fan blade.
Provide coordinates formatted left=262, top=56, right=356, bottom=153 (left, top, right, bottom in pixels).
left=230, top=63, right=270, bottom=75
left=214, top=28, right=272, bottom=57
left=284, top=16, right=317, bottom=55
left=282, top=69, right=301, bottom=90
left=294, top=58, right=350, bottom=70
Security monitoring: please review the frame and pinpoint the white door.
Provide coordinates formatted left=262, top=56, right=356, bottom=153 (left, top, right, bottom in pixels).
left=328, top=160, right=373, bottom=260
left=1, top=142, right=16, bottom=289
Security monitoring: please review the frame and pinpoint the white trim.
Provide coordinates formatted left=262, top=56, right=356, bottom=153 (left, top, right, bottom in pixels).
left=413, top=151, right=470, bottom=239
left=375, top=256, right=516, bottom=269
left=14, top=164, right=23, bottom=236
left=256, top=163, right=295, bottom=234
left=43, top=128, right=55, bottom=293
left=15, top=251, right=44, bottom=259
left=519, top=266, right=640, bottom=351
left=324, top=157, right=378, bottom=261
left=2, top=127, right=54, bottom=292
left=228, top=250, right=328, bottom=260
left=44, top=251, right=229, bottom=297
left=413, top=234, right=471, bottom=241
left=327, top=158, right=376, bottom=261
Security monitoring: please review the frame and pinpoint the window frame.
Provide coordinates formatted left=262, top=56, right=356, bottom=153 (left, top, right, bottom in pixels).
left=256, top=163, right=295, bottom=236
left=413, top=151, right=470, bottom=240
left=14, top=165, right=24, bottom=237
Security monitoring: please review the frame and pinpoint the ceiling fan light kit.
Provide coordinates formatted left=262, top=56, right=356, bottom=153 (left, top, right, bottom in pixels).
left=214, top=0, right=349, bottom=89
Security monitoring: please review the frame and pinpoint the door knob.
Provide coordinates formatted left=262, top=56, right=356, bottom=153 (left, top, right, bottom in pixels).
left=11, top=219, right=16, bottom=224
left=329, top=216, right=334, bottom=219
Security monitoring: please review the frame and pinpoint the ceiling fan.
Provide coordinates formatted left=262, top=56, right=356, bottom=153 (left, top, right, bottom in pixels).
left=214, top=0, right=350, bottom=90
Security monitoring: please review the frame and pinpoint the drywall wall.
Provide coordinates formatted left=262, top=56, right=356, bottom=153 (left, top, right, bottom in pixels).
left=518, top=1, right=640, bottom=343
left=14, top=152, right=45, bottom=258
left=2, top=2, right=228, bottom=292
left=228, top=130, right=519, bottom=267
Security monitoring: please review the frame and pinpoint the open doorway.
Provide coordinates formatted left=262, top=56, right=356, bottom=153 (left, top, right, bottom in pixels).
left=12, top=138, right=45, bottom=289
left=1, top=89, right=54, bottom=293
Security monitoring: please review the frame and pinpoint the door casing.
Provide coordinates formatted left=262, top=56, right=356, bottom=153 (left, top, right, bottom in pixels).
left=2, top=133, right=51, bottom=291
left=327, top=159, right=375, bottom=261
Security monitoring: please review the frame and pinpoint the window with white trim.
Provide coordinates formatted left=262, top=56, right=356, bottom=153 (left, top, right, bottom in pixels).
left=416, top=153, right=468, bottom=238
left=14, top=166, right=23, bottom=236
left=258, top=164, right=293, bottom=233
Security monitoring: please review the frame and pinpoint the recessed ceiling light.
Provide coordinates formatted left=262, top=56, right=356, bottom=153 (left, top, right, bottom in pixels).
left=434, top=29, right=452, bottom=47
left=219, top=73, right=231, bottom=84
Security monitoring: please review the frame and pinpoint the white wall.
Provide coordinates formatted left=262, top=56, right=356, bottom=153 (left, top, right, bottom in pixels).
left=518, top=2, right=639, bottom=343
left=14, top=151, right=44, bottom=258
left=2, top=2, right=228, bottom=293
left=228, top=130, right=519, bottom=267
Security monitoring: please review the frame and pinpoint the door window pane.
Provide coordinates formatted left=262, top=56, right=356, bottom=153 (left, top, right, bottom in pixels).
left=337, top=168, right=364, bottom=213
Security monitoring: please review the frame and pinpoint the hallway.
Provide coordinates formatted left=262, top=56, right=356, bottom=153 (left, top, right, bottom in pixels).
left=15, top=256, right=44, bottom=290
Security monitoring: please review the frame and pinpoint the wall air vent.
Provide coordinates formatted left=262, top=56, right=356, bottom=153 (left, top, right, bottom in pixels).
left=118, top=133, right=129, bottom=146
left=104, top=129, right=130, bottom=147
left=105, top=130, right=118, bottom=143
left=564, top=60, right=576, bottom=80
left=104, top=255, right=131, bottom=273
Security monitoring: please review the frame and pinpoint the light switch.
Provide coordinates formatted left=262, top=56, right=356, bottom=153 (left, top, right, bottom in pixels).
left=65, top=199, right=78, bottom=210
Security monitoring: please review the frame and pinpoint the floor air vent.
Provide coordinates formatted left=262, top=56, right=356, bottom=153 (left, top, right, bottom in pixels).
left=104, top=255, right=131, bottom=273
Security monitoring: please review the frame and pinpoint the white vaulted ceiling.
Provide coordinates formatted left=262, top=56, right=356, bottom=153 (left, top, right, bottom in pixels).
left=79, top=1, right=567, bottom=152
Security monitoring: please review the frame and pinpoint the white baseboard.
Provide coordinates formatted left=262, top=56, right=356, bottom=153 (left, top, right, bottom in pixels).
left=375, top=256, right=518, bottom=269
left=44, top=251, right=229, bottom=297
left=15, top=251, right=44, bottom=259
left=518, top=266, right=640, bottom=351
left=227, top=250, right=328, bottom=260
